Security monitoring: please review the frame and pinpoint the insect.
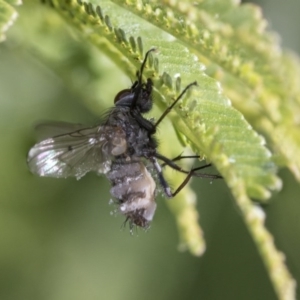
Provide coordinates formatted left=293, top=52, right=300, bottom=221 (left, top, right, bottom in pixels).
left=27, top=49, right=221, bottom=229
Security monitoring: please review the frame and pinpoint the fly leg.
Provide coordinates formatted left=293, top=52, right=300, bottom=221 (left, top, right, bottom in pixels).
left=150, top=157, right=173, bottom=198
left=150, top=156, right=222, bottom=198
left=161, top=153, right=200, bottom=167
left=155, top=152, right=221, bottom=179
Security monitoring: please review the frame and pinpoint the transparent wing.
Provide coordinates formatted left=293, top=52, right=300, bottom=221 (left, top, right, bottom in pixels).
left=34, top=121, right=88, bottom=141
left=27, top=123, right=127, bottom=180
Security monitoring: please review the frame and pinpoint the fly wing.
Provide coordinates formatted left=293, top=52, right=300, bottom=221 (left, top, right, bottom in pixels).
left=34, top=121, right=88, bottom=141
left=27, top=123, right=127, bottom=180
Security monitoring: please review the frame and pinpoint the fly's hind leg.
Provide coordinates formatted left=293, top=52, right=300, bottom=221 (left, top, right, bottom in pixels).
left=151, top=156, right=222, bottom=198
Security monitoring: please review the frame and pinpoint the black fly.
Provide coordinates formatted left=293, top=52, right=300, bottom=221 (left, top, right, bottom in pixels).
left=27, top=49, right=221, bottom=230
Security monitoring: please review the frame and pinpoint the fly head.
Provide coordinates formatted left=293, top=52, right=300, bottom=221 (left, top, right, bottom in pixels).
left=114, top=78, right=153, bottom=113
left=114, top=49, right=156, bottom=114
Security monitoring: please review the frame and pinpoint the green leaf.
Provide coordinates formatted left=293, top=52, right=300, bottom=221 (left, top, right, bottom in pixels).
left=0, top=0, right=20, bottom=42
left=124, top=0, right=300, bottom=181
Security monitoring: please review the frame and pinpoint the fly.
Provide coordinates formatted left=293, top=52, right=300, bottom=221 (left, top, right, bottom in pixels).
left=27, top=49, right=222, bottom=230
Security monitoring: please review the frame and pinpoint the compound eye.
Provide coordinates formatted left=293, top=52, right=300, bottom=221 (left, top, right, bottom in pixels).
left=114, top=89, right=133, bottom=105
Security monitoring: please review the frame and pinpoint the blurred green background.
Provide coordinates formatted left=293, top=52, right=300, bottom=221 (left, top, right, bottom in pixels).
left=0, top=1, right=300, bottom=299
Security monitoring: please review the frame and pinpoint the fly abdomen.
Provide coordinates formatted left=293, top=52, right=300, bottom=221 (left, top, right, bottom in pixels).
left=107, top=161, right=157, bottom=228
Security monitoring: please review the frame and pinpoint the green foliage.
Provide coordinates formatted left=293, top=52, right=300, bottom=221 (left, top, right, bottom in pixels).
left=3, top=1, right=300, bottom=299
left=0, top=0, right=20, bottom=42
